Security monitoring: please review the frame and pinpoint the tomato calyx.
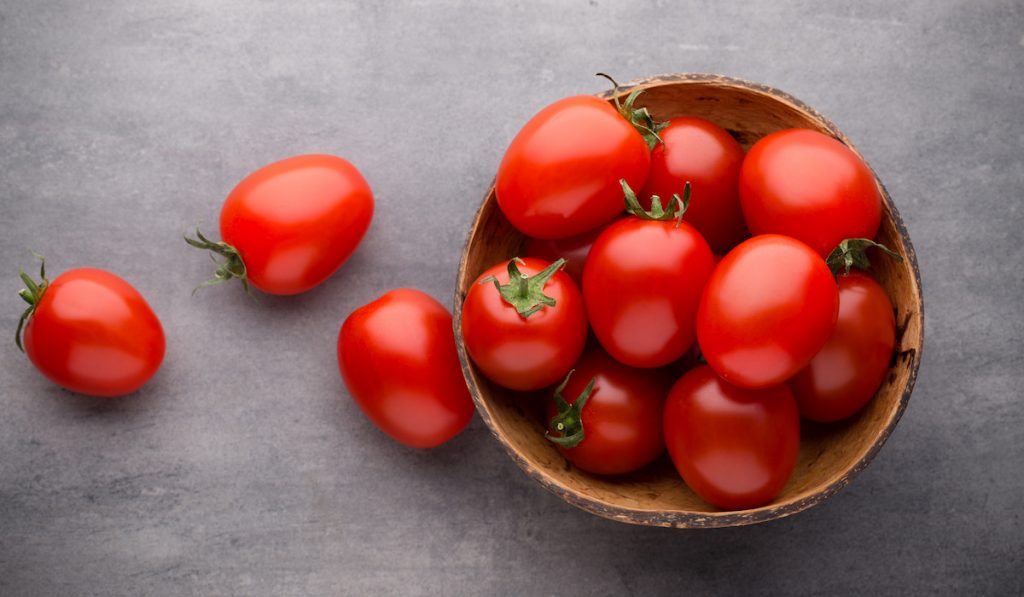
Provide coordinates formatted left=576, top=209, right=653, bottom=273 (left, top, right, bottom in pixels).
left=596, top=72, right=667, bottom=151
left=622, top=179, right=691, bottom=226
left=479, top=257, right=567, bottom=318
left=14, top=254, right=49, bottom=352
left=184, top=228, right=252, bottom=294
left=826, top=238, right=903, bottom=278
left=545, top=370, right=597, bottom=449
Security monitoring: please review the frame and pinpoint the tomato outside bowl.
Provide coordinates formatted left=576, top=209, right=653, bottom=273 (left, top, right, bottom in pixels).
left=453, top=74, right=923, bottom=528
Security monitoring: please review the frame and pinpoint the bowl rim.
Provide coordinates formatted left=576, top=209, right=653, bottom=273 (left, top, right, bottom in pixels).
left=453, top=72, right=924, bottom=528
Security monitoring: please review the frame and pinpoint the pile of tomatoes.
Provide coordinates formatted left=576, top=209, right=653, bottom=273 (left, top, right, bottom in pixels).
left=461, top=77, right=903, bottom=511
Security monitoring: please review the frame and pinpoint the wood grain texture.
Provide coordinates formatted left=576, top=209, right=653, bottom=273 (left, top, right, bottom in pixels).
left=453, top=74, right=924, bottom=528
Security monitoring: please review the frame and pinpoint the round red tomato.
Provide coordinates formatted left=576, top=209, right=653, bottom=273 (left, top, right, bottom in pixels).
left=664, top=365, right=799, bottom=510
left=461, top=257, right=587, bottom=391
left=641, top=116, right=748, bottom=254
left=697, top=234, right=838, bottom=389
left=495, top=95, right=650, bottom=239
left=740, top=128, right=882, bottom=257
left=524, top=218, right=619, bottom=286
left=583, top=190, right=714, bottom=368
left=187, top=154, right=374, bottom=295
left=790, top=271, right=896, bottom=422
left=338, top=289, right=474, bottom=448
left=17, top=263, right=165, bottom=397
left=545, top=348, right=672, bottom=475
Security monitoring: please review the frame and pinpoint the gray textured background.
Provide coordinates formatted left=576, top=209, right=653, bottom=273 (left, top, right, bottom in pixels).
left=2, top=1, right=1022, bottom=595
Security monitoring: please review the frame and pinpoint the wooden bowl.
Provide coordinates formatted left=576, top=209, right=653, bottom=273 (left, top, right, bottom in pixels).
left=453, top=74, right=924, bottom=528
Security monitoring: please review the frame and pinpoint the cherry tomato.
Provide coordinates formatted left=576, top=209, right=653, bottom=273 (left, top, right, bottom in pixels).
left=545, top=348, right=671, bottom=475
left=339, top=289, right=474, bottom=448
left=641, top=117, right=748, bottom=254
left=664, top=365, right=799, bottom=510
left=524, top=218, right=619, bottom=286
left=583, top=187, right=714, bottom=368
left=495, top=95, right=650, bottom=239
left=740, top=129, right=882, bottom=257
left=461, top=258, right=587, bottom=390
left=790, top=271, right=896, bottom=422
left=17, top=262, right=165, bottom=398
left=697, top=234, right=838, bottom=389
left=188, top=154, right=373, bottom=295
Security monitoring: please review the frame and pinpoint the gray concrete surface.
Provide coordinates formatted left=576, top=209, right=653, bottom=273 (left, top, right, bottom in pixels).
left=1, top=1, right=1022, bottom=595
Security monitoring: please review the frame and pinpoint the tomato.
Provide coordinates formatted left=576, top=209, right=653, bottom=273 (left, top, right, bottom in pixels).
left=461, top=257, right=587, bottom=390
left=524, top=218, right=619, bottom=286
left=16, top=261, right=165, bottom=397
left=187, top=154, right=373, bottom=295
left=641, top=117, right=748, bottom=254
left=338, top=289, right=474, bottom=448
left=739, top=128, right=882, bottom=257
left=545, top=348, right=671, bottom=475
left=664, top=365, right=799, bottom=510
left=583, top=184, right=714, bottom=368
left=790, top=271, right=896, bottom=422
left=495, top=95, right=650, bottom=239
left=697, top=234, right=838, bottom=389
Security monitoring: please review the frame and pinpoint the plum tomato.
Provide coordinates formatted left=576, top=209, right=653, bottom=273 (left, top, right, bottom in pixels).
left=339, top=289, right=474, bottom=448
left=16, top=259, right=165, bottom=398
left=641, top=116, right=748, bottom=254
left=739, top=129, right=882, bottom=257
left=461, top=257, right=587, bottom=391
left=544, top=348, right=672, bottom=475
left=664, top=365, right=800, bottom=510
left=697, top=234, right=838, bottom=389
left=790, top=271, right=896, bottom=422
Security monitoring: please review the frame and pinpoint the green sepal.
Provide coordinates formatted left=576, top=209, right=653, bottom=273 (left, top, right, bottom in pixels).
left=826, top=238, right=904, bottom=278
left=184, top=227, right=252, bottom=295
left=545, top=370, right=597, bottom=449
left=596, top=72, right=668, bottom=151
left=15, top=254, right=50, bottom=353
left=479, top=257, right=566, bottom=319
left=621, top=179, right=690, bottom=226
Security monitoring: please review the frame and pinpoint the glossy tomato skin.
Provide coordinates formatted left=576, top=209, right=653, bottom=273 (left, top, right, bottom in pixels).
left=338, top=289, right=474, bottom=448
left=495, top=96, right=649, bottom=239
left=546, top=348, right=672, bottom=475
left=221, top=154, right=373, bottom=295
left=524, top=218, right=619, bottom=286
left=739, top=129, right=882, bottom=257
left=664, top=366, right=799, bottom=510
left=697, top=234, right=839, bottom=389
left=23, top=268, right=165, bottom=397
left=583, top=217, right=714, bottom=368
left=790, top=272, right=896, bottom=422
left=641, top=117, right=748, bottom=254
left=461, top=258, right=587, bottom=391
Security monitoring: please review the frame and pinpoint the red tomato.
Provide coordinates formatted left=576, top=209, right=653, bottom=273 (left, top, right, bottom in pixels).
left=664, top=366, right=799, bottom=510
left=188, top=154, right=373, bottom=295
left=697, top=234, right=838, bottom=389
left=790, top=271, right=896, bottom=422
left=545, top=348, right=671, bottom=475
left=524, top=218, right=618, bottom=286
left=461, top=258, right=587, bottom=390
left=641, top=117, right=748, bottom=254
left=338, top=289, right=474, bottom=448
left=495, top=95, right=650, bottom=239
left=17, top=263, right=165, bottom=397
left=740, top=129, right=882, bottom=257
left=583, top=189, right=714, bottom=368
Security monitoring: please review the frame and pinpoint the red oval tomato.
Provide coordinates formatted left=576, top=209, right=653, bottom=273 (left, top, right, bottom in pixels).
left=190, top=154, right=374, bottom=295
left=338, top=288, right=474, bottom=448
left=697, top=234, right=838, bottom=389
left=790, top=271, right=896, bottom=422
left=583, top=215, right=714, bottom=368
left=545, top=348, right=672, bottom=475
left=461, top=258, right=587, bottom=391
left=641, top=117, right=748, bottom=254
left=524, top=218, right=619, bottom=286
left=495, top=96, right=649, bottom=239
left=664, top=365, right=800, bottom=510
left=19, top=266, right=165, bottom=397
left=739, top=129, right=882, bottom=257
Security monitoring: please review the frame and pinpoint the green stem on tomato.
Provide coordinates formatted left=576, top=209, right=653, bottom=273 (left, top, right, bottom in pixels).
left=595, top=73, right=668, bottom=151
left=184, top=227, right=252, bottom=295
left=15, top=253, right=49, bottom=352
left=545, top=370, right=597, bottom=449
left=826, top=238, right=904, bottom=278
left=621, top=179, right=690, bottom=227
left=479, top=257, right=566, bottom=319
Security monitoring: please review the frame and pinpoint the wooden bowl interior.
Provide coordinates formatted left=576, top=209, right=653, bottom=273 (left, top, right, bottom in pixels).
left=454, top=75, right=923, bottom=527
